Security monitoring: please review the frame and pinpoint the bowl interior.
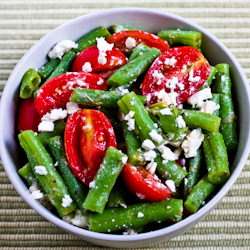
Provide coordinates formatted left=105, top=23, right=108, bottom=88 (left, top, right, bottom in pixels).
left=1, top=8, right=250, bottom=248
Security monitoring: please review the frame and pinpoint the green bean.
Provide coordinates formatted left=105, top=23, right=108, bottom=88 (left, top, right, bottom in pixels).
left=18, top=163, right=36, bottom=186
left=19, top=68, right=41, bottom=99
left=129, top=43, right=152, bottom=61
left=109, top=83, right=133, bottom=92
left=122, top=121, right=144, bottom=166
left=203, top=133, right=230, bottom=185
left=48, top=136, right=87, bottom=214
left=200, top=66, right=217, bottom=90
left=157, top=30, right=202, bottom=48
left=181, top=109, right=221, bottom=132
left=74, top=26, right=111, bottom=53
left=89, top=199, right=183, bottom=233
left=219, top=94, right=237, bottom=151
left=38, top=120, right=66, bottom=147
left=184, top=148, right=202, bottom=198
left=212, top=64, right=232, bottom=96
left=83, top=147, right=126, bottom=213
left=107, top=185, right=127, bottom=208
left=18, top=130, right=76, bottom=217
left=107, top=48, right=161, bottom=87
left=45, top=51, right=76, bottom=82
left=184, top=175, right=217, bottom=213
left=38, top=58, right=60, bottom=80
left=210, top=93, right=220, bottom=117
left=109, top=24, right=137, bottom=33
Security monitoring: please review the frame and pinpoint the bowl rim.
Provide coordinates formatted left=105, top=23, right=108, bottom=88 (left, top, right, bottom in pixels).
left=1, top=7, right=250, bottom=243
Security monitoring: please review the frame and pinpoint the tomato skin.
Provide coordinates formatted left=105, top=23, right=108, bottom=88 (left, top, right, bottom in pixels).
left=107, top=30, right=169, bottom=53
left=35, top=72, right=108, bottom=116
left=18, top=97, right=41, bottom=132
left=122, top=163, right=171, bottom=201
left=72, top=46, right=127, bottom=73
left=176, top=157, right=186, bottom=168
left=65, top=109, right=117, bottom=185
left=142, top=46, right=211, bottom=105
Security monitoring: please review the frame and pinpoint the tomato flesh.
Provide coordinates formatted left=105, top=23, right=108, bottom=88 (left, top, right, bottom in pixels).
left=122, top=163, right=171, bottom=201
left=141, top=46, right=211, bottom=105
left=107, top=30, right=169, bottom=53
left=65, top=109, right=117, bottom=185
left=18, top=97, right=41, bottom=132
left=35, top=72, right=108, bottom=116
left=72, top=46, right=127, bottom=73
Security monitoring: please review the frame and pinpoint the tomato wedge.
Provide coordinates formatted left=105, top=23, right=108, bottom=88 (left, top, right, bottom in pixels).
left=107, top=30, right=169, bottom=53
left=141, top=46, right=211, bottom=105
left=65, top=109, right=117, bottom=185
left=35, top=72, right=108, bottom=116
left=122, top=163, right=171, bottom=201
left=72, top=46, right=127, bottom=73
left=18, top=97, right=41, bottom=132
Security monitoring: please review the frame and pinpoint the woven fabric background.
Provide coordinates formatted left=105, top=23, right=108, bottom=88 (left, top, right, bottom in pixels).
left=1, top=0, right=250, bottom=249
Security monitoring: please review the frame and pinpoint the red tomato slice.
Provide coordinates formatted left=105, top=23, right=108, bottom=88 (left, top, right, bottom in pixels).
left=65, top=109, right=117, bottom=185
left=141, top=46, right=211, bottom=105
left=72, top=46, right=127, bottom=73
left=35, top=72, right=108, bottom=116
left=107, top=30, right=169, bottom=53
left=122, top=163, right=171, bottom=201
left=18, top=97, right=41, bottom=132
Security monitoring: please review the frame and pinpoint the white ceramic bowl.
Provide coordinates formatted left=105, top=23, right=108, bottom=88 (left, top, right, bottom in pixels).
left=0, top=7, right=250, bottom=248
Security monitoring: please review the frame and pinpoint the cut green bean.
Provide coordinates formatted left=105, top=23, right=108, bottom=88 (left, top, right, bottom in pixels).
left=184, top=175, right=217, bottom=213
left=18, top=163, right=36, bottom=186
left=89, top=199, right=183, bottom=233
left=48, top=136, right=87, bottom=214
left=83, top=147, right=126, bottom=213
left=19, top=68, right=41, bottom=99
left=203, top=132, right=230, bottom=185
left=122, top=121, right=144, bottom=166
left=200, top=66, right=217, bottom=90
left=129, top=43, right=152, bottom=61
left=109, top=24, right=137, bottom=33
left=107, top=185, right=127, bottom=208
left=107, top=48, right=161, bottom=87
left=157, top=30, right=202, bottom=48
left=184, top=148, right=202, bottom=198
left=39, top=58, right=60, bottom=80
left=181, top=109, right=221, bottom=132
left=45, top=51, right=76, bottom=82
left=74, top=26, right=111, bottom=53
left=210, top=93, right=221, bottom=117
left=18, top=130, right=76, bottom=217
left=219, top=94, right=237, bottom=151
left=38, top=120, right=66, bottom=147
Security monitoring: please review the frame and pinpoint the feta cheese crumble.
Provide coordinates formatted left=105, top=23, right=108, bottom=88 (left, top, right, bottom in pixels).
left=143, top=150, right=157, bottom=162
left=66, top=102, right=80, bottom=115
left=96, top=78, right=104, bottom=85
left=81, top=62, right=92, bottom=72
left=89, top=180, right=96, bottom=188
left=34, top=165, right=48, bottom=175
left=125, top=37, right=137, bottom=49
left=48, top=40, right=78, bottom=59
left=188, top=69, right=201, bottom=82
left=96, top=37, right=114, bottom=65
left=164, top=57, right=177, bottom=66
left=176, top=115, right=186, bottom=128
left=142, top=139, right=155, bottom=151
left=155, top=89, right=177, bottom=106
left=63, top=210, right=88, bottom=228
left=123, top=228, right=137, bottom=235
left=38, top=121, right=54, bottom=132
left=187, top=88, right=212, bottom=108
left=41, top=108, right=68, bottom=122
left=199, top=100, right=220, bottom=114
left=31, top=190, right=44, bottom=200
left=152, top=70, right=164, bottom=85
left=146, top=161, right=157, bottom=174
left=61, top=194, right=73, bottom=208
left=149, top=130, right=163, bottom=144
left=137, top=212, right=144, bottom=218
left=165, top=179, right=176, bottom=193
left=160, top=107, right=172, bottom=115
left=157, top=145, right=179, bottom=163
left=165, top=76, right=179, bottom=90
left=124, top=111, right=135, bottom=131
left=181, top=129, right=204, bottom=158
left=121, top=155, right=128, bottom=165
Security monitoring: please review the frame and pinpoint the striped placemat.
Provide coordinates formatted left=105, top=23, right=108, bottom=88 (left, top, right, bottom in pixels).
left=1, top=0, right=250, bottom=249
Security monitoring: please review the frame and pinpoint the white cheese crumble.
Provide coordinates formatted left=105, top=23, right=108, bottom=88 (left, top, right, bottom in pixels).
left=96, top=78, right=104, bottom=85
left=143, top=150, right=157, bottom=162
left=41, top=108, right=68, bottom=122
left=30, top=190, right=44, bottom=200
left=89, top=180, right=96, bottom=188
left=181, top=65, right=187, bottom=73
left=115, top=86, right=129, bottom=95
left=184, top=178, right=188, bottom=186
left=61, top=194, right=73, bottom=208
left=29, top=182, right=39, bottom=193
left=188, top=69, right=201, bottom=82
left=160, top=107, right=172, bottom=115
left=34, top=165, right=48, bottom=175
left=176, top=115, right=186, bottom=128
left=142, top=139, right=155, bottom=151
left=181, top=129, right=204, bottom=158
left=152, top=70, right=164, bottom=85
left=165, top=179, right=176, bottom=193
left=149, top=130, right=163, bottom=144
left=121, top=155, right=128, bottom=165
left=146, top=161, right=157, bottom=174
left=125, top=37, right=137, bottom=49
left=96, top=37, right=114, bottom=65
left=48, top=40, right=78, bottom=59
left=66, top=102, right=80, bottom=115
left=165, top=76, right=179, bottom=90
left=164, top=57, right=177, bottom=66
left=155, top=89, right=177, bottom=106
left=157, top=145, right=179, bottom=163
left=123, top=228, right=137, bottom=235
left=81, top=62, right=92, bottom=72
left=199, top=100, right=220, bottom=114
left=63, top=210, right=88, bottom=228
left=124, top=111, right=135, bottom=131
left=137, top=212, right=144, bottom=218
left=38, top=121, right=54, bottom=132
left=187, top=88, right=212, bottom=108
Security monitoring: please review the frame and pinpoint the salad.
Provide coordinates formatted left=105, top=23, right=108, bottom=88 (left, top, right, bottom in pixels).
left=17, top=24, right=237, bottom=234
